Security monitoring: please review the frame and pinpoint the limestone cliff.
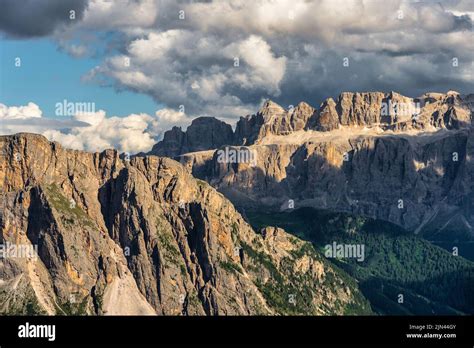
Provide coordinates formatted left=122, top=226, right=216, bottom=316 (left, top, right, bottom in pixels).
left=149, top=117, right=234, bottom=157
left=0, top=133, right=369, bottom=315
left=232, top=90, right=472, bottom=146
left=152, top=91, right=472, bottom=158
left=149, top=91, right=473, bottom=238
left=181, top=127, right=474, bottom=239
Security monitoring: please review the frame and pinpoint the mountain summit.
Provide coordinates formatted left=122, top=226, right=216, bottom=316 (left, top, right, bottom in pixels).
left=150, top=91, right=473, bottom=157
left=156, top=91, right=474, bottom=239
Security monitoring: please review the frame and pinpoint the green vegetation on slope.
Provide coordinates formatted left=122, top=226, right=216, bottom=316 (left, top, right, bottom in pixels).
left=246, top=208, right=474, bottom=315
left=241, top=238, right=372, bottom=316
left=43, top=184, right=95, bottom=228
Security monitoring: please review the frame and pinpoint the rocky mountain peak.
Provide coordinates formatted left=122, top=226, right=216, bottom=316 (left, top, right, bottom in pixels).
left=149, top=116, right=234, bottom=157
left=292, top=101, right=315, bottom=117
left=308, top=98, right=339, bottom=131
left=151, top=91, right=472, bottom=158
left=189, top=116, right=222, bottom=126
left=0, top=133, right=370, bottom=315
left=258, top=100, right=286, bottom=119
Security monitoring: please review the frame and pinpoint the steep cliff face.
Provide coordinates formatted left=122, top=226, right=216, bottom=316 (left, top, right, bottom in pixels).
left=336, top=92, right=386, bottom=126
left=333, top=90, right=471, bottom=130
left=150, top=117, right=234, bottom=157
left=235, top=101, right=316, bottom=144
left=182, top=127, right=474, bottom=239
left=149, top=91, right=473, bottom=237
left=0, top=134, right=369, bottom=315
left=153, top=91, right=472, bottom=157
left=307, top=98, right=339, bottom=132
left=231, top=91, right=472, bottom=145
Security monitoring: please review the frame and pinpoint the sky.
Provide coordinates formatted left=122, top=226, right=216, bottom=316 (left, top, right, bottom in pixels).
left=0, top=38, right=159, bottom=116
left=0, top=0, right=473, bottom=154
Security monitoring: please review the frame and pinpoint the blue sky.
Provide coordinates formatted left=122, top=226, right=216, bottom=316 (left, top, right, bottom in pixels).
left=0, top=0, right=471, bottom=154
left=0, top=37, right=160, bottom=117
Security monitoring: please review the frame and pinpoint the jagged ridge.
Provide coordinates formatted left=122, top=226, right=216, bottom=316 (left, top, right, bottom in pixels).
left=150, top=91, right=473, bottom=157
left=0, top=133, right=370, bottom=315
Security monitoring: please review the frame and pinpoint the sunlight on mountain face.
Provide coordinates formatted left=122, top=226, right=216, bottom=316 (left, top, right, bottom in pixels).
left=0, top=3, right=473, bottom=341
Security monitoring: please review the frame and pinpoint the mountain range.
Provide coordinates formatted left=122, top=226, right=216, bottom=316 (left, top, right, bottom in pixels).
left=1, top=90, right=473, bottom=315
left=153, top=91, right=474, bottom=239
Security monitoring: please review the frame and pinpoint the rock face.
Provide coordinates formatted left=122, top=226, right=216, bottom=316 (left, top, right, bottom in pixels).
left=150, top=117, right=234, bottom=157
left=152, top=91, right=473, bottom=157
left=184, top=127, right=474, bottom=239
left=235, top=101, right=316, bottom=145
left=323, top=90, right=471, bottom=131
left=336, top=92, right=386, bottom=126
left=145, top=91, right=474, bottom=238
left=308, top=98, right=339, bottom=131
left=0, top=133, right=370, bottom=315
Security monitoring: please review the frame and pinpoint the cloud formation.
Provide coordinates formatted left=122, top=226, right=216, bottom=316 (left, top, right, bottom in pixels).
left=1, top=0, right=473, bottom=124
left=0, top=103, right=188, bottom=154
left=0, top=0, right=88, bottom=38
left=0, top=102, right=43, bottom=119
left=86, top=31, right=287, bottom=118
left=44, top=108, right=188, bottom=153
left=81, top=0, right=473, bottom=118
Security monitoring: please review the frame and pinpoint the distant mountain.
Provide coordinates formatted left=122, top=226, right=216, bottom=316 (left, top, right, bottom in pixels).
left=149, top=117, right=234, bottom=157
left=150, top=90, right=473, bottom=157
left=149, top=91, right=474, bottom=239
left=0, top=133, right=370, bottom=315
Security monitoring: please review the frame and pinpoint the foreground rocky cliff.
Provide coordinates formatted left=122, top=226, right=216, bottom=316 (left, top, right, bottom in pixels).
left=0, top=133, right=370, bottom=315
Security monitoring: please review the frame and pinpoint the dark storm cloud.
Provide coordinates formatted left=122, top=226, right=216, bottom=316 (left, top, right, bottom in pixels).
left=0, top=0, right=88, bottom=38
left=276, top=49, right=473, bottom=110
left=1, top=0, right=472, bottom=120
left=83, top=0, right=473, bottom=118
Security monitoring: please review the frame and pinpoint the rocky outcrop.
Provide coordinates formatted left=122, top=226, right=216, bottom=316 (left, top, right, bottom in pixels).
left=144, top=91, right=474, bottom=239
left=0, top=133, right=370, bottom=315
left=417, top=91, right=472, bottom=130
left=336, top=92, right=386, bottom=126
left=320, top=90, right=472, bottom=131
left=150, top=117, right=234, bottom=157
left=152, top=91, right=472, bottom=157
left=182, top=127, right=474, bottom=239
left=316, top=90, right=472, bottom=131
left=307, top=98, right=339, bottom=131
left=235, top=101, right=316, bottom=145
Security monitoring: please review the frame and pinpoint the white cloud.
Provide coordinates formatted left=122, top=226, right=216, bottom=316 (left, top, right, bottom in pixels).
left=75, top=0, right=472, bottom=120
left=79, top=0, right=158, bottom=30
left=223, top=35, right=287, bottom=95
left=0, top=102, right=42, bottom=119
left=62, top=43, right=89, bottom=58
left=88, top=30, right=287, bottom=118
left=0, top=102, right=189, bottom=154
left=44, top=108, right=188, bottom=153
left=73, top=110, right=106, bottom=126
left=43, top=112, right=157, bottom=153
